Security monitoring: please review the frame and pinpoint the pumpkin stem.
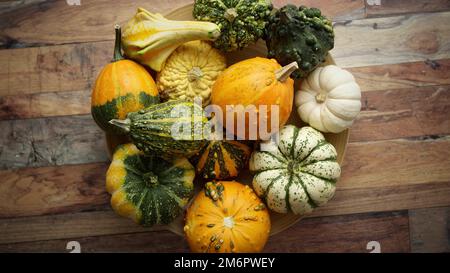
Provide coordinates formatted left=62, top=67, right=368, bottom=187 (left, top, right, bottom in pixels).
left=224, top=8, right=238, bottom=23
left=187, top=67, right=203, bottom=82
left=113, top=24, right=124, bottom=62
left=315, top=93, right=327, bottom=103
left=275, top=61, right=299, bottom=82
left=109, top=118, right=130, bottom=132
left=143, top=171, right=158, bottom=187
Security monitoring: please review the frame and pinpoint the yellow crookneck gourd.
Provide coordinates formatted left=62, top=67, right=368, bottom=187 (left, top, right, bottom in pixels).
left=157, top=41, right=226, bottom=106
left=121, top=7, right=221, bottom=72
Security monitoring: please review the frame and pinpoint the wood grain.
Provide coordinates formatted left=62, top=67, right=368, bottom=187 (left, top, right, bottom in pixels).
left=0, top=210, right=410, bottom=252
left=0, top=89, right=90, bottom=120
left=351, top=85, right=450, bottom=142
left=0, top=162, right=108, bottom=218
left=2, top=136, right=449, bottom=220
left=409, top=206, right=450, bottom=253
left=314, top=181, right=450, bottom=217
left=341, top=136, right=450, bottom=189
left=333, top=11, right=450, bottom=68
left=265, top=211, right=410, bottom=253
left=2, top=59, right=449, bottom=121
left=0, top=210, right=164, bottom=245
left=0, top=0, right=366, bottom=49
left=0, top=115, right=108, bottom=169
left=0, top=42, right=110, bottom=97
left=2, top=11, right=450, bottom=99
left=366, top=0, right=450, bottom=17
left=348, top=59, right=450, bottom=92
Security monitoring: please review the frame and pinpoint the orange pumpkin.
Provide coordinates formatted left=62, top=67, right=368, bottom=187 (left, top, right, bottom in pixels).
left=184, top=181, right=271, bottom=253
left=91, top=25, right=159, bottom=134
left=211, top=57, right=297, bottom=140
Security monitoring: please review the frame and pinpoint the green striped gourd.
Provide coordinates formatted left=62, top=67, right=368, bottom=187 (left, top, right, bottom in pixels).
left=109, top=100, right=209, bottom=158
left=249, top=125, right=341, bottom=215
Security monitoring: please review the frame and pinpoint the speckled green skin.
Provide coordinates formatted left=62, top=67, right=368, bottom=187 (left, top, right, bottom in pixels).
left=265, top=5, right=334, bottom=78
left=193, top=0, right=273, bottom=52
left=126, top=101, right=209, bottom=158
left=122, top=151, right=194, bottom=226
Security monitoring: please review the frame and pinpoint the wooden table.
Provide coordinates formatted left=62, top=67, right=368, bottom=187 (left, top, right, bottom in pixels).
left=0, top=0, right=449, bottom=253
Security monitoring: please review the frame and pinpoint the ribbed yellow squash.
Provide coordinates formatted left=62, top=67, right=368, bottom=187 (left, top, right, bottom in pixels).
left=157, top=41, right=226, bottom=106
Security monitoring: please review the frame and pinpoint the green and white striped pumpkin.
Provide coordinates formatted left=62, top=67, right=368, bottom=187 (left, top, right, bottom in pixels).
left=249, top=125, right=341, bottom=215
left=109, top=100, right=209, bottom=158
left=106, top=143, right=195, bottom=226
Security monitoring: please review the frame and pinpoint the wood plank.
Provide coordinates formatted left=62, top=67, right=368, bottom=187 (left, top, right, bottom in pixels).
left=2, top=59, right=450, bottom=120
left=0, top=0, right=47, bottom=15
left=350, top=85, right=450, bottom=142
left=341, top=136, right=450, bottom=189
left=0, top=0, right=365, bottom=49
left=333, top=12, right=450, bottom=68
left=348, top=59, right=450, bottom=92
left=0, top=210, right=165, bottom=245
left=366, top=0, right=450, bottom=17
left=265, top=211, right=410, bottom=253
left=0, top=162, right=109, bottom=218
left=0, top=210, right=410, bottom=252
left=2, top=136, right=450, bottom=219
left=409, top=206, right=450, bottom=253
left=314, top=181, right=450, bottom=217
left=3, top=11, right=450, bottom=98
left=0, top=115, right=108, bottom=170
left=0, top=89, right=90, bottom=120
left=0, top=42, right=110, bottom=97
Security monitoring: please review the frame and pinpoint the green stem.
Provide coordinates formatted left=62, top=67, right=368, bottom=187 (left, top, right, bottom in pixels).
left=113, top=24, right=124, bottom=62
left=109, top=118, right=130, bottom=133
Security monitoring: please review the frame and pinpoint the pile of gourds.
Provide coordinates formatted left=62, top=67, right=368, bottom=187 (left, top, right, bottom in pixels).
left=91, top=1, right=361, bottom=253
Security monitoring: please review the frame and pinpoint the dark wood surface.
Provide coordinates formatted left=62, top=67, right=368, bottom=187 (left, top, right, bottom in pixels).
left=0, top=0, right=449, bottom=253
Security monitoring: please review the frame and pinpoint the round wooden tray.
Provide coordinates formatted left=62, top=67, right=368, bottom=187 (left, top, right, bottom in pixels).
left=106, top=4, right=349, bottom=237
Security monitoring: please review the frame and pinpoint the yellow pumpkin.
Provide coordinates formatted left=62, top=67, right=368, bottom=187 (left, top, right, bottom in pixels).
left=211, top=57, right=297, bottom=140
left=184, top=181, right=271, bottom=253
left=157, top=41, right=226, bottom=106
left=91, top=25, right=159, bottom=134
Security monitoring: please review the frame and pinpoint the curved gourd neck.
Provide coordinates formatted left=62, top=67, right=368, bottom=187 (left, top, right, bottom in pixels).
left=275, top=61, right=299, bottom=82
left=113, top=24, right=125, bottom=62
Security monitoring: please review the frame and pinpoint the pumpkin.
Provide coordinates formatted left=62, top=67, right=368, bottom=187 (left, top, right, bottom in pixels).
left=157, top=41, right=226, bottom=106
left=91, top=25, right=159, bottom=134
left=109, top=100, right=209, bottom=158
left=249, top=125, right=341, bottom=215
left=106, top=143, right=195, bottom=226
left=122, top=7, right=220, bottom=72
left=211, top=57, right=297, bottom=140
left=295, top=65, right=361, bottom=133
left=184, top=181, right=271, bottom=253
left=191, top=139, right=251, bottom=180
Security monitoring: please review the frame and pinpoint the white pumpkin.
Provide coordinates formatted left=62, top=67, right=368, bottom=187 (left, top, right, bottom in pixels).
left=295, top=65, right=361, bottom=133
left=249, top=125, right=341, bottom=215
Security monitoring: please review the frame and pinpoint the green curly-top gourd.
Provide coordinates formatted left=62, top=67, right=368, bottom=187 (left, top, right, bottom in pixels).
left=265, top=5, right=334, bottom=79
left=193, top=0, right=273, bottom=52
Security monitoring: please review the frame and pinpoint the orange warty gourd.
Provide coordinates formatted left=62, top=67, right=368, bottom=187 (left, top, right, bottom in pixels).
left=211, top=57, right=297, bottom=140
left=91, top=25, right=159, bottom=134
left=184, top=181, right=271, bottom=253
